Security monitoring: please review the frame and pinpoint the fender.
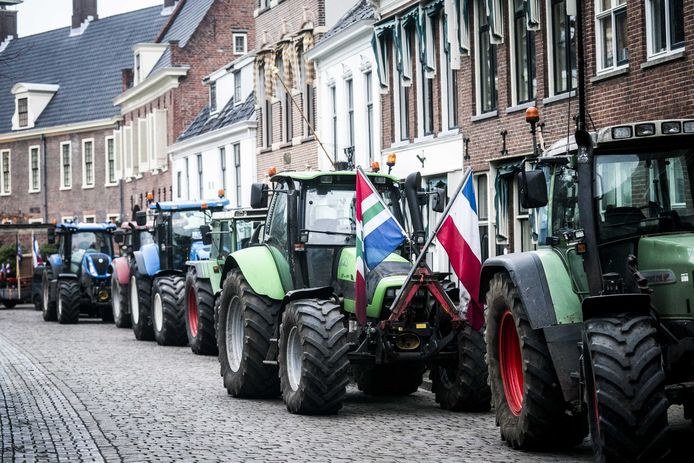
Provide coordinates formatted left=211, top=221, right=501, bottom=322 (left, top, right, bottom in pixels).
left=110, top=256, right=131, bottom=286
left=47, top=255, right=64, bottom=277
left=58, top=273, right=79, bottom=280
left=280, top=287, right=334, bottom=312
left=134, top=243, right=160, bottom=277
left=221, top=246, right=285, bottom=301
left=154, top=269, right=183, bottom=279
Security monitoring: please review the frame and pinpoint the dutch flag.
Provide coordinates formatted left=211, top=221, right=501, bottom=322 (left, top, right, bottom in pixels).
left=32, top=233, right=43, bottom=268
left=355, top=167, right=407, bottom=326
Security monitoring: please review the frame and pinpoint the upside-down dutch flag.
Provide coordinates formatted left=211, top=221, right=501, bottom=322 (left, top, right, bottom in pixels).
left=355, top=168, right=407, bottom=326
left=436, top=173, right=484, bottom=330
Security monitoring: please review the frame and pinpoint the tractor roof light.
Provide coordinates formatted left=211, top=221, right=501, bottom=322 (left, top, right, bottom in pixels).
left=201, top=202, right=208, bottom=209
left=635, top=123, right=655, bottom=137
left=684, top=121, right=694, bottom=133
left=612, top=126, right=633, bottom=139
left=268, top=166, right=278, bottom=177
left=387, top=153, right=397, bottom=167
left=371, top=161, right=380, bottom=173
left=146, top=193, right=154, bottom=202
left=525, top=106, right=540, bottom=125
left=218, top=188, right=225, bottom=198
left=662, top=121, right=681, bottom=134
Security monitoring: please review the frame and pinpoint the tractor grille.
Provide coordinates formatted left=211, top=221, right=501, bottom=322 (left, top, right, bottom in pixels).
left=90, top=254, right=110, bottom=275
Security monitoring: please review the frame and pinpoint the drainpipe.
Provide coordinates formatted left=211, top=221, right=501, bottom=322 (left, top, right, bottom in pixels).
left=41, top=134, right=48, bottom=223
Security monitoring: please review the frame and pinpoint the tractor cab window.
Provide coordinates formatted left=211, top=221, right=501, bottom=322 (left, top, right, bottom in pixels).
left=70, top=232, right=112, bottom=273
left=266, top=186, right=289, bottom=251
left=304, top=187, right=355, bottom=245
left=594, top=149, right=694, bottom=241
left=170, top=210, right=208, bottom=267
left=234, top=218, right=257, bottom=250
left=551, top=165, right=580, bottom=235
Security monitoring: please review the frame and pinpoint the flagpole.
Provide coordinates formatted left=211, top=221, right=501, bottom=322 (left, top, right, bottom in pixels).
left=15, top=233, right=20, bottom=300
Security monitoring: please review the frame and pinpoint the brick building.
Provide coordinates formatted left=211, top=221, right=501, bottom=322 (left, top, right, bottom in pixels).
left=112, top=0, right=255, bottom=220
left=0, top=0, right=168, bottom=224
left=370, top=0, right=694, bottom=265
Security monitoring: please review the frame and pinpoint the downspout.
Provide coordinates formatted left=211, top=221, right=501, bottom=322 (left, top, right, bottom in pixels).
left=41, top=134, right=48, bottom=223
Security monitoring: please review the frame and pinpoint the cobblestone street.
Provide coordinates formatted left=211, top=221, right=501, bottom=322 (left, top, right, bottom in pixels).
left=0, top=305, right=690, bottom=462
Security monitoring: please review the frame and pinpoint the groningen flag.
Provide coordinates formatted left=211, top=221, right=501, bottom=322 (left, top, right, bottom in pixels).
left=355, top=167, right=407, bottom=326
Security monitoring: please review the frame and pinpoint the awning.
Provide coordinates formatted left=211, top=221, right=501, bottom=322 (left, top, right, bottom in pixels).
left=526, top=0, right=541, bottom=31
left=486, top=0, right=504, bottom=44
left=302, top=31, right=315, bottom=84
left=372, top=19, right=397, bottom=90
left=458, top=0, right=470, bottom=52
left=421, top=1, right=443, bottom=77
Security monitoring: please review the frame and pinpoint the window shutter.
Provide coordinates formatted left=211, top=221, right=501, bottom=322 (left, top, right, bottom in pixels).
left=372, top=20, right=397, bottom=91
left=124, top=125, right=133, bottom=178
left=444, top=0, right=461, bottom=69
left=138, top=118, right=149, bottom=173
left=113, top=129, right=122, bottom=180
left=458, top=0, right=471, bottom=53
left=153, top=109, right=168, bottom=169
left=148, top=113, right=156, bottom=167
left=486, top=0, right=504, bottom=44
left=131, top=122, right=139, bottom=173
left=525, top=0, right=541, bottom=31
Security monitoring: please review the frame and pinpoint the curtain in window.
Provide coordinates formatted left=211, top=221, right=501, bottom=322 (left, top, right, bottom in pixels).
left=525, top=0, right=541, bottom=31
left=372, top=19, right=397, bottom=90
left=457, top=0, right=471, bottom=53
left=485, top=0, right=504, bottom=44
left=280, top=40, right=293, bottom=90
left=292, top=38, right=302, bottom=91
left=494, top=163, right=522, bottom=244
left=263, top=51, right=275, bottom=99
left=302, top=31, right=316, bottom=84
left=444, top=0, right=461, bottom=69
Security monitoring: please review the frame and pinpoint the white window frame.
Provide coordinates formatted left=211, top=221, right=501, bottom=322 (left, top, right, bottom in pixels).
left=107, top=214, right=119, bottom=224
left=105, top=136, right=117, bottom=187
left=209, top=81, right=218, bottom=113
left=62, top=216, right=76, bottom=223
left=512, top=177, right=536, bottom=252
left=82, top=138, right=95, bottom=189
left=28, top=145, right=40, bottom=193
left=439, top=18, right=458, bottom=132
left=234, top=70, right=242, bottom=104
left=138, top=118, right=149, bottom=173
left=474, top=0, right=498, bottom=115
left=233, top=32, right=248, bottom=55
left=83, top=214, right=96, bottom=224
left=28, top=218, right=43, bottom=224
left=473, top=172, right=492, bottom=260
left=329, top=84, right=338, bottom=157
left=545, top=0, right=576, bottom=97
left=595, top=0, right=628, bottom=74
left=508, top=0, right=536, bottom=107
left=60, top=142, right=72, bottom=190
left=645, top=0, right=685, bottom=60
left=0, top=149, right=11, bottom=196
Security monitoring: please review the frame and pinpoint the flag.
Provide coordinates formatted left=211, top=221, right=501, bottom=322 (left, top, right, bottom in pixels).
left=15, top=235, right=22, bottom=262
left=355, top=167, right=407, bottom=326
left=32, top=233, right=43, bottom=268
left=436, top=172, right=484, bottom=330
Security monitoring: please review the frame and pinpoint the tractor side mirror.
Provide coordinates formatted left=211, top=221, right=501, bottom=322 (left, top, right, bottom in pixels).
left=250, top=183, right=269, bottom=209
left=47, top=226, right=56, bottom=244
left=113, top=230, right=125, bottom=244
left=431, top=188, right=446, bottom=213
left=156, top=223, right=166, bottom=244
left=135, top=211, right=147, bottom=227
left=518, top=170, right=548, bottom=209
left=200, top=225, right=212, bottom=246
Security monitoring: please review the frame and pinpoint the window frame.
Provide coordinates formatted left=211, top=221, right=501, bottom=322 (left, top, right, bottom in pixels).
left=346, top=77, right=354, bottom=149
left=509, top=0, right=537, bottom=106
left=595, top=0, right=628, bottom=74
left=645, top=0, right=685, bottom=59
left=210, top=81, right=218, bottom=113
left=17, top=97, right=28, bottom=128
left=177, top=171, right=182, bottom=199
left=233, top=143, right=242, bottom=208
left=105, top=136, right=117, bottom=187
left=197, top=153, right=203, bottom=200
left=28, top=145, right=40, bottom=193
left=474, top=172, right=490, bottom=262
left=330, top=84, right=338, bottom=157
left=83, top=215, right=96, bottom=224
left=82, top=138, right=95, bottom=189
left=0, top=150, right=10, bottom=195
left=234, top=70, right=242, bottom=104
left=546, top=0, right=577, bottom=96
left=220, top=146, right=227, bottom=194
left=474, top=0, right=498, bottom=115
left=364, top=70, right=374, bottom=162
left=60, top=142, right=72, bottom=190
left=233, top=32, right=248, bottom=55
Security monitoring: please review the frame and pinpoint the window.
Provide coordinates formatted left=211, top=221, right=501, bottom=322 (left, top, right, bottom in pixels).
left=84, top=215, right=96, bottom=224
left=422, top=63, right=434, bottom=135
left=197, top=153, right=203, bottom=199
left=646, top=0, right=684, bottom=58
left=365, top=71, right=374, bottom=162
left=107, top=214, right=119, bottom=224
left=106, top=137, right=116, bottom=185
left=285, top=85, right=293, bottom=143
left=233, top=143, right=241, bottom=208
left=595, top=0, right=628, bottom=72
left=210, top=81, right=217, bottom=112
left=233, top=33, right=247, bottom=55
left=60, top=142, right=71, bottom=189
left=444, top=36, right=459, bottom=129
left=511, top=0, right=536, bottom=105
left=29, top=146, right=40, bottom=193
left=548, top=0, right=577, bottom=95
left=234, top=70, right=242, bottom=103
left=476, top=1, right=498, bottom=114
left=330, top=85, right=338, bottom=158
left=185, top=157, right=190, bottom=199
left=220, top=146, right=227, bottom=193
left=177, top=171, right=182, bottom=198
left=346, top=78, right=354, bottom=149
left=398, top=25, right=413, bottom=140
left=475, top=174, right=489, bottom=262
left=18, top=98, right=28, bottom=128
left=82, top=139, right=94, bottom=188
left=0, top=150, right=10, bottom=195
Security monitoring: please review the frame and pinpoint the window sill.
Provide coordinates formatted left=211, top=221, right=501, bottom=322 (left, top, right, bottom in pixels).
left=506, top=101, right=536, bottom=114
left=590, top=67, right=629, bottom=83
left=279, top=142, right=292, bottom=150
left=0, top=193, right=11, bottom=196
left=259, top=147, right=272, bottom=155
left=437, top=128, right=461, bottom=138
left=471, top=110, right=498, bottom=123
left=82, top=185, right=95, bottom=190
left=302, top=135, right=315, bottom=143
left=542, top=90, right=576, bottom=106
left=104, top=183, right=118, bottom=188
left=59, top=186, right=72, bottom=191
left=641, top=49, right=686, bottom=70
left=414, top=134, right=436, bottom=144
left=28, top=190, right=40, bottom=194
left=389, top=140, right=411, bottom=150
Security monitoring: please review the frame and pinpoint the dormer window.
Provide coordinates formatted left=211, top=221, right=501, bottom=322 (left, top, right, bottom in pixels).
left=233, top=32, right=247, bottom=55
left=234, top=70, right=241, bottom=104
left=136, top=53, right=141, bottom=83
left=17, top=98, right=28, bottom=127
left=11, top=83, right=60, bottom=130
left=210, top=81, right=217, bottom=112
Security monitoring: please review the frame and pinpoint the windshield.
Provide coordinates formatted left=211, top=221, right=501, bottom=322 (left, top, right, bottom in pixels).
left=171, top=210, right=208, bottom=241
left=594, top=149, right=694, bottom=241
left=235, top=218, right=260, bottom=250
left=71, top=232, right=112, bottom=256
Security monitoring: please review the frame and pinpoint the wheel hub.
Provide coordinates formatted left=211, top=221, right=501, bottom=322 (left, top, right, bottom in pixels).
left=499, top=310, right=524, bottom=416
left=57, top=292, right=62, bottom=319
left=130, top=276, right=139, bottom=325
left=153, top=293, right=163, bottom=333
left=226, top=296, right=244, bottom=372
left=112, top=276, right=120, bottom=319
left=286, top=326, right=302, bottom=392
left=188, top=287, right=199, bottom=338
left=43, top=278, right=49, bottom=312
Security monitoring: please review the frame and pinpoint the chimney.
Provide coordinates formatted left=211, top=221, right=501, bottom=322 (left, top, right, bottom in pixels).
left=164, top=0, right=176, bottom=7
left=0, top=0, right=21, bottom=45
left=71, top=0, right=98, bottom=30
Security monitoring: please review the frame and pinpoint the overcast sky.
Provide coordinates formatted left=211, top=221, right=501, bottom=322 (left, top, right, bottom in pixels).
left=12, top=0, right=164, bottom=37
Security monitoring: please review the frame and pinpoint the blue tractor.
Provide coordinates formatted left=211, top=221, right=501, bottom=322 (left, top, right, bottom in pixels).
left=129, top=199, right=229, bottom=345
left=42, top=223, right=117, bottom=324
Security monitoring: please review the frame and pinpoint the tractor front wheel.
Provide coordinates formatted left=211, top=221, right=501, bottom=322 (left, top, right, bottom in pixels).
left=217, top=269, right=280, bottom=398
left=130, top=263, right=154, bottom=341
left=111, top=272, right=131, bottom=328
left=185, top=269, right=217, bottom=355
left=279, top=298, right=349, bottom=414
left=57, top=280, right=80, bottom=324
left=486, top=273, right=586, bottom=450
left=583, top=315, right=670, bottom=462
left=42, top=268, right=57, bottom=321
left=151, top=275, right=187, bottom=346
left=430, top=325, right=491, bottom=411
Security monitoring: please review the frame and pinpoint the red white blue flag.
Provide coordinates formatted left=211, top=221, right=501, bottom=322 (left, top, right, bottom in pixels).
left=436, top=173, right=484, bottom=330
left=32, top=233, right=43, bottom=268
left=355, top=167, right=407, bottom=326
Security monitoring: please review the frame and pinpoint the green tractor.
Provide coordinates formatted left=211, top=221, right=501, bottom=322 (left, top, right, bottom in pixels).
left=481, top=119, right=694, bottom=460
left=184, top=208, right=266, bottom=355
left=215, top=170, right=490, bottom=415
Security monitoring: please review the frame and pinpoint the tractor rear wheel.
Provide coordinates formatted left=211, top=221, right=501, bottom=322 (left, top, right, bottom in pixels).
left=217, top=269, right=280, bottom=398
left=151, top=275, right=187, bottom=346
left=431, top=325, right=491, bottom=411
left=130, top=263, right=154, bottom=341
left=111, top=272, right=131, bottom=328
left=2, top=300, right=16, bottom=309
left=354, top=364, right=424, bottom=396
left=185, top=269, right=217, bottom=355
left=583, top=315, right=670, bottom=462
left=279, top=298, right=349, bottom=414
left=57, top=280, right=80, bottom=324
left=486, top=273, right=586, bottom=450
left=42, top=268, right=57, bottom=321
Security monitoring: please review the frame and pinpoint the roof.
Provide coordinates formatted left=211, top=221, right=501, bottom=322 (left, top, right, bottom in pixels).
left=150, top=198, right=230, bottom=211
left=315, top=0, right=375, bottom=46
left=56, top=223, right=117, bottom=232
left=212, top=208, right=268, bottom=220
left=272, top=170, right=399, bottom=183
left=176, top=92, right=255, bottom=142
left=0, top=6, right=167, bottom=134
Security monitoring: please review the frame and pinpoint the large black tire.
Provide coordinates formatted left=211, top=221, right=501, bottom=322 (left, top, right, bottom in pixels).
left=57, top=280, right=81, bottom=324
left=42, top=268, right=57, bottom=321
left=279, top=299, right=349, bottom=414
left=130, top=262, right=154, bottom=341
left=33, top=294, right=42, bottom=311
left=354, top=364, right=425, bottom=396
left=185, top=269, right=217, bottom=355
left=583, top=315, right=670, bottom=462
left=111, top=271, right=131, bottom=328
left=217, top=269, right=280, bottom=398
left=486, top=273, right=586, bottom=449
left=430, top=325, right=491, bottom=411
left=2, top=300, right=17, bottom=309
left=151, top=275, right=187, bottom=346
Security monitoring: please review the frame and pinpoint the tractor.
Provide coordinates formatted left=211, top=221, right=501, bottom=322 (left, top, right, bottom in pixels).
left=185, top=207, right=267, bottom=355
left=215, top=170, right=490, bottom=415
left=110, top=221, right=154, bottom=328
left=128, top=199, right=228, bottom=345
left=42, top=222, right=117, bottom=324
left=481, top=118, right=694, bottom=461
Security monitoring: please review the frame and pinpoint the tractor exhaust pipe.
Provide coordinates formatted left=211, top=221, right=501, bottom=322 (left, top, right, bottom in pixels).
left=405, top=172, right=425, bottom=246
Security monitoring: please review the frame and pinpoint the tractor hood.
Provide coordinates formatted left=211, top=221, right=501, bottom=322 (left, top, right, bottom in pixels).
left=82, top=253, right=112, bottom=279
left=638, top=233, right=694, bottom=319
